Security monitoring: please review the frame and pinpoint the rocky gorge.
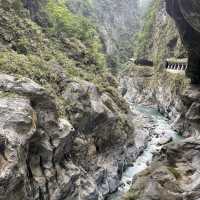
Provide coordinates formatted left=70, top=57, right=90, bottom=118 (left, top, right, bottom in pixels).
left=119, top=1, right=200, bottom=198
left=0, top=0, right=137, bottom=199
left=67, top=0, right=141, bottom=66
left=0, top=0, right=200, bottom=200
left=120, top=60, right=200, bottom=200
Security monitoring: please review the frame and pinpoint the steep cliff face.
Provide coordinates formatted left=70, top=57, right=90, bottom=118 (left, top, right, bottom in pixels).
left=0, top=0, right=137, bottom=199
left=134, top=0, right=186, bottom=63
left=120, top=57, right=200, bottom=135
left=165, top=0, right=200, bottom=84
left=67, top=0, right=140, bottom=66
left=120, top=1, right=200, bottom=197
left=0, top=73, right=136, bottom=200
left=121, top=62, right=200, bottom=200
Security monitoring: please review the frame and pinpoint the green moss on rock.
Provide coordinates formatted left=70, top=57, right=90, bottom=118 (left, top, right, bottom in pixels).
left=168, top=167, right=181, bottom=179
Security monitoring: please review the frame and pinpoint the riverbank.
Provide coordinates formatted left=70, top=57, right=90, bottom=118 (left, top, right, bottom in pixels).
left=119, top=63, right=200, bottom=200
left=108, top=103, right=182, bottom=199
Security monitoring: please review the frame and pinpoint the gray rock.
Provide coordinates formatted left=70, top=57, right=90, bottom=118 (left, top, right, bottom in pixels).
left=0, top=74, right=137, bottom=200
left=158, top=136, right=173, bottom=146
left=62, top=79, right=136, bottom=197
left=0, top=74, right=101, bottom=200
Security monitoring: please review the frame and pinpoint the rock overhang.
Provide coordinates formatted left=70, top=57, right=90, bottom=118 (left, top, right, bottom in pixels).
left=165, top=0, right=200, bottom=84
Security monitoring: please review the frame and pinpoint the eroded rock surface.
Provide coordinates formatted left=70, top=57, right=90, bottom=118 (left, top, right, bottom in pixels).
left=121, top=63, right=200, bottom=200
left=0, top=73, right=136, bottom=200
left=62, top=79, right=136, bottom=196
left=124, top=138, right=200, bottom=200
left=120, top=63, right=200, bottom=137
left=166, top=0, right=200, bottom=84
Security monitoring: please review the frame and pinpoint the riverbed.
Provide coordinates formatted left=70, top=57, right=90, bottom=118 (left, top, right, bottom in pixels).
left=107, top=104, right=182, bottom=200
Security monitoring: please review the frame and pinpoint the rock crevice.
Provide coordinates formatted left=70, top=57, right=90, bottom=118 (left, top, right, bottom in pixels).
left=0, top=73, right=136, bottom=200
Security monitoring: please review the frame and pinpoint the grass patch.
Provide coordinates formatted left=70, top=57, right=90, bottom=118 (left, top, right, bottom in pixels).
left=168, top=167, right=181, bottom=179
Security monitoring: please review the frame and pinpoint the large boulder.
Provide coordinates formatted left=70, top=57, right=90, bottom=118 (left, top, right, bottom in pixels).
left=62, top=79, right=136, bottom=197
left=124, top=138, right=200, bottom=200
left=0, top=74, right=100, bottom=200
left=0, top=74, right=136, bottom=199
left=62, top=80, right=134, bottom=152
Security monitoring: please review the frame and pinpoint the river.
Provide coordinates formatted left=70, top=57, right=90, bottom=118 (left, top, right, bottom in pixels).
left=107, top=104, right=182, bottom=200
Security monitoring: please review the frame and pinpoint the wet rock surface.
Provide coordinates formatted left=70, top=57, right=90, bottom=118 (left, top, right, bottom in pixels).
left=108, top=103, right=183, bottom=200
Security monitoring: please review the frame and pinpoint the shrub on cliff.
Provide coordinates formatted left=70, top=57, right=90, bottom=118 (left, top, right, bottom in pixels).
left=46, top=0, right=106, bottom=68
left=133, top=0, right=159, bottom=59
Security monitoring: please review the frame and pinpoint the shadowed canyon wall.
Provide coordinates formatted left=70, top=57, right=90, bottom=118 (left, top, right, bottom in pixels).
left=166, top=0, right=200, bottom=84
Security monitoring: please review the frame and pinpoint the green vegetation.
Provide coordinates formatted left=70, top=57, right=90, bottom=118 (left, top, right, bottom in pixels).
left=0, top=0, right=125, bottom=117
left=46, top=0, right=106, bottom=68
left=168, top=167, right=181, bottom=179
left=152, top=71, right=190, bottom=95
left=0, top=50, right=64, bottom=93
left=66, top=0, right=94, bottom=15
left=133, top=0, right=186, bottom=64
left=47, top=1, right=93, bottom=40
left=0, top=0, right=107, bottom=84
left=0, top=91, right=19, bottom=98
left=123, top=191, right=139, bottom=200
left=66, top=0, right=140, bottom=69
left=133, top=0, right=159, bottom=59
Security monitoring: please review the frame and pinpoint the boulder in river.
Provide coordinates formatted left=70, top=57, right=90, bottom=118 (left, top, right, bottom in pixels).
left=124, top=138, right=200, bottom=200
left=158, top=136, right=173, bottom=146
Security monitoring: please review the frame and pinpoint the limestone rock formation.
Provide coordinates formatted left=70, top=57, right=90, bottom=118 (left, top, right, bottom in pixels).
left=121, top=65, right=200, bottom=200
left=0, top=74, right=102, bottom=200
left=119, top=64, right=155, bottom=104
left=120, top=62, right=200, bottom=137
left=0, top=73, right=137, bottom=200
left=67, top=0, right=140, bottom=65
left=165, top=0, right=200, bottom=84
left=62, top=79, right=136, bottom=196
left=121, top=56, right=200, bottom=200
left=124, top=138, right=200, bottom=200
left=134, top=0, right=186, bottom=63
left=0, top=1, right=139, bottom=198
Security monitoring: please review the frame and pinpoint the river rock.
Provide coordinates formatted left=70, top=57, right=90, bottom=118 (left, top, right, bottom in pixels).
left=124, top=137, right=200, bottom=200
left=158, top=136, right=173, bottom=146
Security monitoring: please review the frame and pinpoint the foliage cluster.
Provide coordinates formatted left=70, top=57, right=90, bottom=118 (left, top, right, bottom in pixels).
left=46, top=0, right=106, bottom=68
left=133, top=0, right=159, bottom=59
